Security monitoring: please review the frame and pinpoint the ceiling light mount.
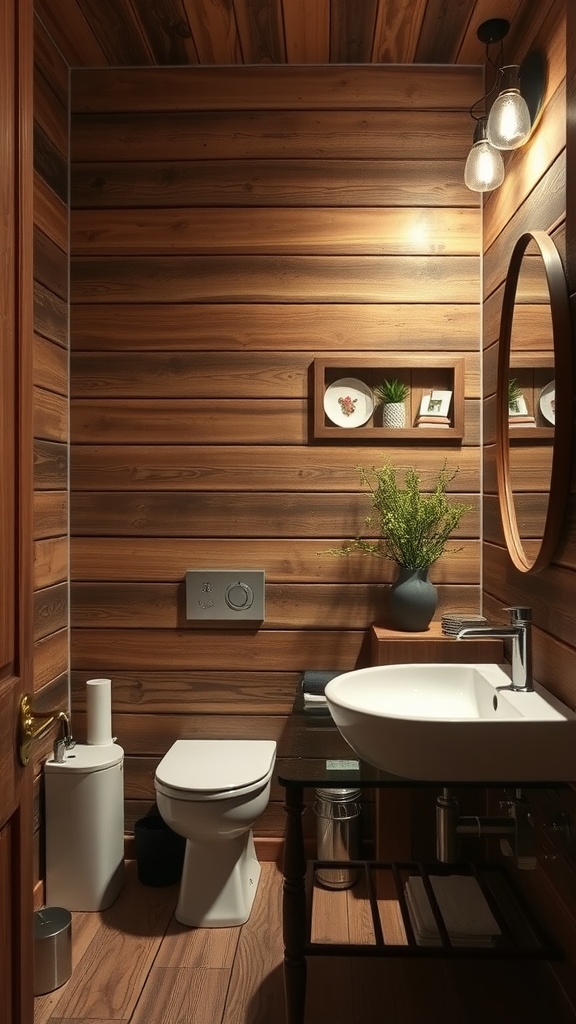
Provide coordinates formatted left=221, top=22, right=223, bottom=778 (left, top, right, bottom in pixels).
left=476, top=19, right=509, bottom=46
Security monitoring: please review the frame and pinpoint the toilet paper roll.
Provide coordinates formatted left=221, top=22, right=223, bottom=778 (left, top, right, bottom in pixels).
left=86, top=678, right=113, bottom=746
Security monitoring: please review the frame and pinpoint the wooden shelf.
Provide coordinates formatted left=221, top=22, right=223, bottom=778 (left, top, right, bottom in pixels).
left=312, top=356, right=465, bottom=441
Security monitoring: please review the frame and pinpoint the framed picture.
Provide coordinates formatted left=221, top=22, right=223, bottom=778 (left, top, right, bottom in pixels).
left=508, top=393, right=528, bottom=416
left=419, top=389, right=452, bottom=418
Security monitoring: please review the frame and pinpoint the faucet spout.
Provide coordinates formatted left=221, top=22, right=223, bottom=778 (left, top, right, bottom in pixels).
left=458, top=606, right=533, bottom=692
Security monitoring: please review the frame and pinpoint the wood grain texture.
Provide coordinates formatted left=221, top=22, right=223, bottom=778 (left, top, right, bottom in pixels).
left=71, top=64, right=482, bottom=112
left=69, top=537, right=480, bottom=581
left=33, top=24, right=70, bottom=813
left=71, top=158, right=477, bottom=209
left=481, top=0, right=576, bottom=1004
left=70, top=350, right=480, bottom=399
left=71, top=254, right=479, bottom=304
left=69, top=491, right=480, bottom=538
left=33, top=859, right=576, bottom=1024
left=70, top=301, right=479, bottom=351
left=71, top=110, right=473, bottom=163
left=71, top=207, right=480, bottom=257
left=69, top=64, right=481, bottom=848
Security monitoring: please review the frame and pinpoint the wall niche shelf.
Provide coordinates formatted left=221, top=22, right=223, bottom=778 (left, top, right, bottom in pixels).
left=312, top=357, right=465, bottom=441
left=508, top=354, right=555, bottom=443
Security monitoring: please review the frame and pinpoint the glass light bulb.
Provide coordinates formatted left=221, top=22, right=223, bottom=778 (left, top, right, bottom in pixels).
left=464, top=120, right=505, bottom=192
left=487, top=66, right=532, bottom=150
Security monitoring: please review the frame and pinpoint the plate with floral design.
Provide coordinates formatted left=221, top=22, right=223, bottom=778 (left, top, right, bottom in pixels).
left=539, top=380, right=555, bottom=425
left=324, top=378, right=374, bottom=428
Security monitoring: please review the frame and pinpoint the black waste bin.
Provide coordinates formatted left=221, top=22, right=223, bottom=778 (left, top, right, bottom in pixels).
left=134, top=815, right=186, bottom=887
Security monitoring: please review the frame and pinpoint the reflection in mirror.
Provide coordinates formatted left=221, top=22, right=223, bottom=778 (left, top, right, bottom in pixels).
left=497, top=230, right=571, bottom=573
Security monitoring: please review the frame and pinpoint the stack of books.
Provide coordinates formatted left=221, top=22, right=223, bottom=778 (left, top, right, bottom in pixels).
left=508, top=414, right=536, bottom=427
left=416, top=414, right=451, bottom=428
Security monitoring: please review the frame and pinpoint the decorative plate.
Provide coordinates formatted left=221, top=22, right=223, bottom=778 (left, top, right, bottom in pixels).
left=539, top=380, right=555, bottom=425
left=323, top=378, right=374, bottom=428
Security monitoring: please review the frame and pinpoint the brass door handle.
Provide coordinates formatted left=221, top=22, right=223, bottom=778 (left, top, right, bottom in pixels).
left=18, top=693, right=73, bottom=766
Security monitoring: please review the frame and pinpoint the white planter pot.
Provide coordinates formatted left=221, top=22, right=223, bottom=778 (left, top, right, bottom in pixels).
left=382, top=402, right=406, bottom=428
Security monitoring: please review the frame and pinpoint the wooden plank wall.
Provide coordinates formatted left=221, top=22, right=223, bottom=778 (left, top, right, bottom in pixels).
left=69, top=65, right=482, bottom=836
left=482, top=0, right=576, bottom=1008
left=33, top=15, right=70, bottom=886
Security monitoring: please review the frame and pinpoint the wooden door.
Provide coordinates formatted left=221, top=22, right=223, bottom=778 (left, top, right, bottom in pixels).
left=0, top=0, right=34, bottom=1022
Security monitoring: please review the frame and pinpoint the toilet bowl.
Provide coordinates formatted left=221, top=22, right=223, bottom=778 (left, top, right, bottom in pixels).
left=154, top=739, right=276, bottom=927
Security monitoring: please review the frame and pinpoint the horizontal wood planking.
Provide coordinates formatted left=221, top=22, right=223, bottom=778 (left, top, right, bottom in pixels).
left=70, top=491, right=480, bottom=538
left=71, top=628, right=371, bottom=672
left=70, top=398, right=480, bottom=445
left=34, top=582, right=68, bottom=642
left=70, top=581, right=481, bottom=630
left=34, top=334, right=68, bottom=393
left=71, top=255, right=479, bottom=304
left=70, top=445, right=483, bottom=493
left=71, top=670, right=301, bottom=714
left=34, top=490, right=68, bottom=540
left=33, top=21, right=70, bottom=900
left=481, top=0, right=576, bottom=998
left=33, top=386, right=68, bottom=441
left=71, top=159, right=478, bottom=210
left=34, top=280, right=67, bottom=347
left=71, top=65, right=482, bottom=113
left=71, top=110, right=473, bottom=163
left=34, top=536, right=69, bottom=589
left=34, top=628, right=68, bottom=691
left=70, top=538, right=480, bottom=583
left=71, top=65, right=482, bottom=843
left=70, top=351, right=481, bottom=399
left=71, top=208, right=481, bottom=256
left=70, top=302, right=480, bottom=351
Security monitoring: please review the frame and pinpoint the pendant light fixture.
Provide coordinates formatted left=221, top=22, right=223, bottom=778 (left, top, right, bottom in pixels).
left=463, top=19, right=546, bottom=193
left=463, top=19, right=509, bottom=193
left=487, top=64, right=531, bottom=149
left=464, top=116, right=504, bottom=193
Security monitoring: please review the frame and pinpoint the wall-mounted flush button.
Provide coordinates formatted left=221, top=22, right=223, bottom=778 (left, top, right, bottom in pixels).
left=226, top=582, right=253, bottom=610
left=185, top=570, right=265, bottom=626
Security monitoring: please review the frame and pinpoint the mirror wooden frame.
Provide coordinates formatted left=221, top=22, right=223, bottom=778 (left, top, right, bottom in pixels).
left=496, top=230, right=572, bottom=573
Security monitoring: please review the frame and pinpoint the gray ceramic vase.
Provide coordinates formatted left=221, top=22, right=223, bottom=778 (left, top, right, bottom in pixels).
left=389, top=565, right=437, bottom=632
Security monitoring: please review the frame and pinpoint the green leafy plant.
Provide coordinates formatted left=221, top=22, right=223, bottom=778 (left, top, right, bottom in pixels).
left=373, top=379, right=410, bottom=405
left=329, top=462, right=473, bottom=570
left=508, top=378, right=522, bottom=411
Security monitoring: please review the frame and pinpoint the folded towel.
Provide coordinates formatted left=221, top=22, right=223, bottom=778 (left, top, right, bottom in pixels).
left=405, top=875, right=501, bottom=948
left=303, top=692, right=328, bottom=705
left=301, top=670, right=342, bottom=695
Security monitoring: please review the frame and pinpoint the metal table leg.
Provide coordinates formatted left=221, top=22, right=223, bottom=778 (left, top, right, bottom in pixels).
left=282, top=784, right=307, bottom=1024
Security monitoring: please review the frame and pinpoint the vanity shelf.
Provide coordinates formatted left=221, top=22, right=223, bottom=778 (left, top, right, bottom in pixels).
left=306, top=860, right=558, bottom=959
left=312, top=356, right=465, bottom=441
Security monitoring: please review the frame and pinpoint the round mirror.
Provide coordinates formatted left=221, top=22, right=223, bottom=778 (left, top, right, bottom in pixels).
left=496, top=230, right=572, bottom=573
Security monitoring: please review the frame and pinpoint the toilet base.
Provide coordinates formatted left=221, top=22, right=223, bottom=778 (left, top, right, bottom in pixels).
left=176, top=829, right=261, bottom=927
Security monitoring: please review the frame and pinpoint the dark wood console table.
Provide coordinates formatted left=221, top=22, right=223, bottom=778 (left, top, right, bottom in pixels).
left=277, top=695, right=559, bottom=1024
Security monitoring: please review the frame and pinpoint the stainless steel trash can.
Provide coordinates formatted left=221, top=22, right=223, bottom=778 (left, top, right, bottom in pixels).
left=314, top=787, right=361, bottom=890
left=34, top=907, right=72, bottom=995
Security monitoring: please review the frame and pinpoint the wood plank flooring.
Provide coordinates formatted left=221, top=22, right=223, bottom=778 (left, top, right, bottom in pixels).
left=35, top=860, right=576, bottom=1024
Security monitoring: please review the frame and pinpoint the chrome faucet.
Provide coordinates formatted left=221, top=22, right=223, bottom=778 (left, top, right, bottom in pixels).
left=457, top=606, right=533, bottom=692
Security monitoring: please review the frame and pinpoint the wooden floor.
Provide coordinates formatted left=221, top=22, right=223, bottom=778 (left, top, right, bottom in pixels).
left=34, top=859, right=576, bottom=1024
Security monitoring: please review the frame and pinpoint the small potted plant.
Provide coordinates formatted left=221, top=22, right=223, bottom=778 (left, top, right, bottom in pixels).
left=329, top=462, right=473, bottom=631
left=373, top=379, right=410, bottom=428
left=508, top=378, right=523, bottom=415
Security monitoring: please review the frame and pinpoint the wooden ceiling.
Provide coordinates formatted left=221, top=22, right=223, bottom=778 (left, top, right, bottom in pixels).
left=35, top=0, right=527, bottom=69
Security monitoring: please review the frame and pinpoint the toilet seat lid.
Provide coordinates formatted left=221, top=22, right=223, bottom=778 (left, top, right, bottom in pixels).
left=155, top=739, right=277, bottom=794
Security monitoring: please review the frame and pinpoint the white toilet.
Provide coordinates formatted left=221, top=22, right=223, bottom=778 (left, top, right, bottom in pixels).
left=154, top=739, right=277, bottom=927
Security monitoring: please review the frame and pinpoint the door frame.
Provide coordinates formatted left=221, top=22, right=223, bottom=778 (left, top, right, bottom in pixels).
left=1, top=0, right=35, bottom=1020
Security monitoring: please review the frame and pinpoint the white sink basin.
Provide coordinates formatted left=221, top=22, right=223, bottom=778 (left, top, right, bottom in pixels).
left=324, top=663, right=576, bottom=782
